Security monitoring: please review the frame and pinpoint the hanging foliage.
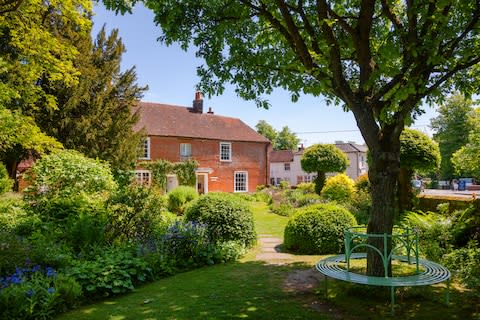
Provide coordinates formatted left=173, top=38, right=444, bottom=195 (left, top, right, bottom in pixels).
left=141, top=159, right=198, bottom=191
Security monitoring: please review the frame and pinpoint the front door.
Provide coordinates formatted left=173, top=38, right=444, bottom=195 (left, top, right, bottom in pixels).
left=196, top=173, right=208, bottom=194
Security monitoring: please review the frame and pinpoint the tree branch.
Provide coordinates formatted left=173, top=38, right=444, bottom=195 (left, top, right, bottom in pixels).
left=0, top=0, right=23, bottom=14
left=357, top=0, right=375, bottom=92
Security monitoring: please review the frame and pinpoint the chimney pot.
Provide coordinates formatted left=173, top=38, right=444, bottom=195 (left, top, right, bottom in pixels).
left=192, top=91, right=203, bottom=113
left=207, top=107, right=214, bottom=114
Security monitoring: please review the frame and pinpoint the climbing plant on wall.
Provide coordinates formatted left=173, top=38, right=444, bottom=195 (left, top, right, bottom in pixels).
left=141, top=159, right=198, bottom=191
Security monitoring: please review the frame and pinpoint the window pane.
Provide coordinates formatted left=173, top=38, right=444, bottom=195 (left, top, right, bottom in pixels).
left=235, top=172, right=247, bottom=192
left=220, top=143, right=231, bottom=161
left=180, top=143, right=192, bottom=157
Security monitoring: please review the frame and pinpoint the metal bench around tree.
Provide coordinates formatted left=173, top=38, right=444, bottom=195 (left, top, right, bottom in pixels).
left=316, top=227, right=451, bottom=314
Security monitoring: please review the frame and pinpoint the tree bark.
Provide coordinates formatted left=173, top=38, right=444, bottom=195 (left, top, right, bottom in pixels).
left=314, top=171, right=326, bottom=195
left=366, top=146, right=400, bottom=277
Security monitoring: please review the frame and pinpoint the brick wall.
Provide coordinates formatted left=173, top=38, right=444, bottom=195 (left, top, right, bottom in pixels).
left=144, top=136, right=270, bottom=193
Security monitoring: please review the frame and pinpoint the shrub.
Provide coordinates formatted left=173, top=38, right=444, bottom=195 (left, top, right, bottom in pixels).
left=0, top=265, right=82, bottom=320
left=185, top=193, right=257, bottom=248
left=167, top=186, right=198, bottom=214
left=106, top=185, right=169, bottom=244
left=321, top=173, right=355, bottom=202
left=402, top=211, right=453, bottom=262
left=270, top=203, right=295, bottom=216
left=355, top=173, right=370, bottom=192
left=442, top=242, right=480, bottom=289
left=346, top=189, right=372, bottom=225
left=284, top=203, right=357, bottom=254
left=252, top=190, right=273, bottom=204
left=66, top=245, right=152, bottom=298
left=295, top=182, right=315, bottom=194
left=0, top=195, right=28, bottom=233
left=25, top=149, right=117, bottom=201
left=278, top=180, right=290, bottom=190
left=0, top=164, right=12, bottom=195
left=0, top=232, right=30, bottom=275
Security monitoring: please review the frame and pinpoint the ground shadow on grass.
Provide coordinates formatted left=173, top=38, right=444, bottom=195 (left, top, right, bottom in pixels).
left=317, top=277, right=480, bottom=320
left=56, top=261, right=333, bottom=320
left=56, top=259, right=479, bottom=320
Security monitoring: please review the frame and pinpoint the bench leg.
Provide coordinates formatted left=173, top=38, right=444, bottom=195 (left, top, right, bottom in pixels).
left=445, top=279, right=450, bottom=306
left=324, top=275, right=328, bottom=299
left=390, top=286, right=395, bottom=315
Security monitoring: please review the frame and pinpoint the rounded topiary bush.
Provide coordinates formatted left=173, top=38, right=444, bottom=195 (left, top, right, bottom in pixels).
left=184, top=193, right=256, bottom=247
left=284, top=203, right=357, bottom=254
left=167, top=185, right=198, bottom=214
left=321, top=173, right=355, bottom=202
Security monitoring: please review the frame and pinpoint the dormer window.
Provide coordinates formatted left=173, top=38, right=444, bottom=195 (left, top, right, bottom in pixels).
left=139, top=137, right=150, bottom=160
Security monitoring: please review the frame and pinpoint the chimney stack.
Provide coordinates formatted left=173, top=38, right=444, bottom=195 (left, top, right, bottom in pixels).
left=192, top=91, right=203, bottom=113
left=207, top=107, right=214, bottom=114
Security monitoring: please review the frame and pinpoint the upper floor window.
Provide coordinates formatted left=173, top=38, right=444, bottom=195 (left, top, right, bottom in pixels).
left=220, top=142, right=232, bottom=162
left=180, top=143, right=192, bottom=160
left=139, top=137, right=150, bottom=160
left=284, top=163, right=290, bottom=171
left=234, top=171, right=248, bottom=192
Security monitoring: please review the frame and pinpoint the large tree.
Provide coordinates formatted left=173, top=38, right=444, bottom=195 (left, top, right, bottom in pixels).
left=106, top=0, right=480, bottom=276
left=430, top=94, right=475, bottom=180
left=452, top=108, right=480, bottom=178
left=255, top=120, right=299, bottom=150
left=35, top=26, right=147, bottom=171
left=398, top=129, right=440, bottom=212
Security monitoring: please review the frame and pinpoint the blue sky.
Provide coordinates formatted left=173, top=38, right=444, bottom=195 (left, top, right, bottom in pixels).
left=92, top=4, right=436, bottom=146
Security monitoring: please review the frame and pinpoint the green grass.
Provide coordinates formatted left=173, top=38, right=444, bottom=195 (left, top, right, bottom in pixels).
left=56, top=200, right=480, bottom=320
left=250, top=201, right=289, bottom=237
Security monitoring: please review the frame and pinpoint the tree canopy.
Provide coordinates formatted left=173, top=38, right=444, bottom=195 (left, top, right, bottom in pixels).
left=300, top=143, right=348, bottom=194
left=431, top=94, right=475, bottom=180
left=255, top=120, right=299, bottom=150
left=35, top=26, right=147, bottom=171
left=452, top=108, right=480, bottom=178
left=105, top=0, right=480, bottom=276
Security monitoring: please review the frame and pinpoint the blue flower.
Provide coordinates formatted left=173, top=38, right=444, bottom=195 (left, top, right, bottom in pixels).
left=47, top=287, right=55, bottom=294
left=45, top=267, right=57, bottom=277
left=26, top=288, right=34, bottom=297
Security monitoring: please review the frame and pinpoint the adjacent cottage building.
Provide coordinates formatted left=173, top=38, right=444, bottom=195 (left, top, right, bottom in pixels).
left=269, top=142, right=368, bottom=186
left=134, top=93, right=271, bottom=193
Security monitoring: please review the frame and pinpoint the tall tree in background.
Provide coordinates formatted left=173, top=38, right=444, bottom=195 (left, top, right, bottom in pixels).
left=0, top=0, right=91, bottom=179
left=36, top=26, right=147, bottom=171
left=452, top=109, right=480, bottom=178
left=431, top=94, right=475, bottom=180
left=255, top=120, right=299, bottom=150
left=106, top=0, right=480, bottom=276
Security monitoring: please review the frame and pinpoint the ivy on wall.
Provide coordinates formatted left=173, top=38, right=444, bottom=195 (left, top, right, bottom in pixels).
left=141, top=159, right=198, bottom=191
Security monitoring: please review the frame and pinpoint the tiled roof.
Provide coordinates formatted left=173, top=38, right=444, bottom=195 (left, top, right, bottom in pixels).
left=133, top=102, right=270, bottom=143
left=270, top=150, right=294, bottom=162
left=335, top=142, right=368, bottom=153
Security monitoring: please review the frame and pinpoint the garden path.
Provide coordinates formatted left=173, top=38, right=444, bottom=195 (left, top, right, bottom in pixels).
left=256, top=235, right=347, bottom=318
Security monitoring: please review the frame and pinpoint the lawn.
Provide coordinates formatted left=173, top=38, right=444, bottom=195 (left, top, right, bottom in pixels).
left=57, top=201, right=480, bottom=320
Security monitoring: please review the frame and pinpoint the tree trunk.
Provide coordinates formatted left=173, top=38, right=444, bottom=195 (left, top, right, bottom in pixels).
left=398, top=167, right=414, bottom=213
left=314, top=171, right=326, bottom=195
left=366, top=147, right=400, bottom=277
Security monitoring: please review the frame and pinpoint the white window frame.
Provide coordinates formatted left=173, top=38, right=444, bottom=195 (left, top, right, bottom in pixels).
left=284, top=163, right=290, bottom=171
left=134, top=170, right=151, bottom=186
left=234, top=171, right=248, bottom=192
left=220, top=142, right=232, bottom=162
left=180, top=143, right=192, bottom=159
left=139, top=137, right=151, bottom=160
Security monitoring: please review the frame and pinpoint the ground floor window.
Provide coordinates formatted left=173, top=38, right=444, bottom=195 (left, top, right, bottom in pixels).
left=135, top=170, right=151, bottom=186
left=234, top=171, right=248, bottom=192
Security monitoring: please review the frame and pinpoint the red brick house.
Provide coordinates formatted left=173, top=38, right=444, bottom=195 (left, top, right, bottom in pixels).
left=133, top=93, right=271, bottom=193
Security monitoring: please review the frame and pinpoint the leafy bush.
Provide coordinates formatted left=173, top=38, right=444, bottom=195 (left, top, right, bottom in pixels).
left=0, top=265, right=82, bottom=320
left=185, top=193, right=257, bottom=247
left=355, top=173, right=370, bottom=192
left=278, top=180, right=290, bottom=190
left=284, top=203, right=357, bottom=254
left=25, top=149, right=117, bottom=201
left=0, top=232, right=30, bottom=275
left=270, top=203, right=295, bottom=216
left=66, top=245, right=152, bottom=298
left=346, top=189, right=372, bottom=225
left=0, top=164, right=12, bottom=195
left=106, top=185, right=169, bottom=244
left=167, top=186, right=198, bottom=214
left=402, top=211, right=453, bottom=262
left=295, top=182, right=315, bottom=193
left=253, top=189, right=273, bottom=204
left=321, top=173, right=355, bottom=202
left=0, top=195, right=29, bottom=233
left=442, top=242, right=480, bottom=289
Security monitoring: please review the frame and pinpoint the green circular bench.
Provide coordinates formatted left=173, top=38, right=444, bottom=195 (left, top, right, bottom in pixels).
left=315, top=227, right=451, bottom=314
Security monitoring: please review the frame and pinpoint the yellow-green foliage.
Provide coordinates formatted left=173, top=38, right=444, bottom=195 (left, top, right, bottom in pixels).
left=355, top=173, right=370, bottom=192
left=321, top=173, right=355, bottom=202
